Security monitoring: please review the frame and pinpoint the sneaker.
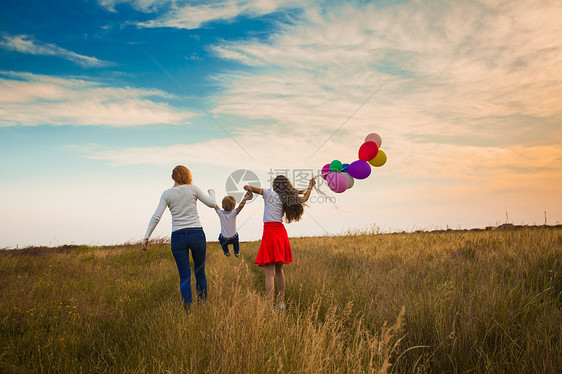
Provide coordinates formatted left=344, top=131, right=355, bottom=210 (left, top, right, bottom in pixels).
left=234, top=253, right=240, bottom=258
left=224, top=252, right=231, bottom=257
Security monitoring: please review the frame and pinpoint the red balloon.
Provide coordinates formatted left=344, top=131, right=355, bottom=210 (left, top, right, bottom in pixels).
left=358, top=141, right=379, bottom=161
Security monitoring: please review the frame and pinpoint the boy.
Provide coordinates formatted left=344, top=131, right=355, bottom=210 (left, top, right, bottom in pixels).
left=215, top=190, right=253, bottom=257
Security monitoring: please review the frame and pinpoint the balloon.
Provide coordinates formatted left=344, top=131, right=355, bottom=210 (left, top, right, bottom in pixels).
left=321, top=163, right=331, bottom=180
left=365, top=133, right=382, bottom=148
left=341, top=163, right=349, bottom=173
left=341, top=172, right=354, bottom=189
left=358, top=141, right=379, bottom=161
left=347, top=160, right=371, bottom=179
left=330, top=159, right=343, bottom=172
left=369, top=150, right=387, bottom=167
left=326, top=172, right=348, bottom=193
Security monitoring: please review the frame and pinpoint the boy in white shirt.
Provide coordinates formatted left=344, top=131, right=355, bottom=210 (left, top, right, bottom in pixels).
left=215, top=191, right=253, bottom=257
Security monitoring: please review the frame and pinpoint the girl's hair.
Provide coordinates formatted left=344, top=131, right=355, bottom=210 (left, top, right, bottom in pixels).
left=222, top=196, right=236, bottom=211
left=172, top=165, right=192, bottom=185
left=272, top=175, right=306, bottom=223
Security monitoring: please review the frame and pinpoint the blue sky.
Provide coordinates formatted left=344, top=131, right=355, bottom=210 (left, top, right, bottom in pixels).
left=1, top=0, right=561, bottom=248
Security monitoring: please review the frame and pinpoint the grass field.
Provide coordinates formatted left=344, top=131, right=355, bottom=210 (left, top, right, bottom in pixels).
left=1, top=227, right=560, bottom=373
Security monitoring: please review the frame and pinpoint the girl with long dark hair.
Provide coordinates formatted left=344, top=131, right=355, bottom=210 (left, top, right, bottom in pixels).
left=244, top=175, right=315, bottom=309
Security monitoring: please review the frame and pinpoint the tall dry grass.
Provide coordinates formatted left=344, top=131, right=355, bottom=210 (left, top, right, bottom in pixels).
left=0, top=227, right=560, bottom=373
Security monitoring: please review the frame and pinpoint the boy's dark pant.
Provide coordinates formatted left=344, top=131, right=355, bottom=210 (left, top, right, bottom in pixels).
left=218, top=233, right=239, bottom=255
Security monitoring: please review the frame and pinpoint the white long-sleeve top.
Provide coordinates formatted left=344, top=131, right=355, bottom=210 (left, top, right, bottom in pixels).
left=262, top=188, right=283, bottom=223
left=144, top=184, right=216, bottom=239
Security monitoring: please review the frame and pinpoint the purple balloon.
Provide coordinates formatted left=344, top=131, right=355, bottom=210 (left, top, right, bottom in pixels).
left=347, top=160, right=371, bottom=180
left=321, top=163, right=331, bottom=180
left=326, top=172, right=348, bottom=193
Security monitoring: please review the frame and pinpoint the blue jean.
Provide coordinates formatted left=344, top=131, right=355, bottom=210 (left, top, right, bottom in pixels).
left=171, top=228, right=207, bottom=308
left=219, top=233, right=239, bottom=254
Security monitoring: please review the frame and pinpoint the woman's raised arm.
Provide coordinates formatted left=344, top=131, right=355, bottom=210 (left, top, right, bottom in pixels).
left=194, top=186, right=217, bottom=208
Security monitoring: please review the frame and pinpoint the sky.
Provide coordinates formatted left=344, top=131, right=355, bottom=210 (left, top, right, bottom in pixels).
left=1, top=0, right=561, bottom=248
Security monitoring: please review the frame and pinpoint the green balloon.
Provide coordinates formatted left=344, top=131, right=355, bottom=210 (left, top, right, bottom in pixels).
left=330, top=159, right=343, bottom=172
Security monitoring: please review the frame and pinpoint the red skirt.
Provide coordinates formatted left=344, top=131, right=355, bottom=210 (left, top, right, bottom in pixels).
left=255, top=222, right=293, bottom=267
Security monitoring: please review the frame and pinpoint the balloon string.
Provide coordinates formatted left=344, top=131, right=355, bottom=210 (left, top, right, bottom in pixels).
left=310, top=175, right=341, bottom=211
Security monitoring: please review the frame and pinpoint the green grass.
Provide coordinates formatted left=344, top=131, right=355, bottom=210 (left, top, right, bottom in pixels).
left=0, top=228, right=560, bottom=373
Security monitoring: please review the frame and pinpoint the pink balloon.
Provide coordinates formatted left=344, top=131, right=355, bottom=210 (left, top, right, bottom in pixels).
left=365, top=133, right=382, bottom=147
left=321, top=164, right=331, bottom=180
left=326, top=172, right=348, bottom=193
left=358, top=141, right=379, bottom=161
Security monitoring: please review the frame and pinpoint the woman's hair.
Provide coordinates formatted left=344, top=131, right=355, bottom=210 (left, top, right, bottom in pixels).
left=172, top=165, right=192, bottom=185
left=222, top=196, right=236, bottom=211
left=272, top=175, right=306, bottom=223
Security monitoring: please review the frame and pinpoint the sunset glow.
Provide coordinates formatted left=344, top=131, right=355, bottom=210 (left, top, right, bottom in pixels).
left=1, top=0, right=561, bottom=247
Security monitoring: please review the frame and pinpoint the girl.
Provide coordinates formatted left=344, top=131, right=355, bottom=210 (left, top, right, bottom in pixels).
left=244, top=175, right=315, bottom=309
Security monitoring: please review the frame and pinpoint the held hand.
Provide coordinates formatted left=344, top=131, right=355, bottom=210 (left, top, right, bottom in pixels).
left=243, top=185, right=251, bottom=191
left=244, top=190, right=254, bottom=200
left=142, top=238, right=148, bottom=251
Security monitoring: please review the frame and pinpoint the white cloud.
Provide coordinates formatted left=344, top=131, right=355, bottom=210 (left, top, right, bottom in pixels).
left=80, top=125, right=562, bottom=181
left=99, top=0, right=169, bottom=12
left=0, top=34, right=111, bottom=68
left=99, top=0, right=302, bottom=29
left=81, top=123, right=327, bottom=170
left=0, top=72, right=197, bottom=127
left=210, top=0, right=562, bottom=125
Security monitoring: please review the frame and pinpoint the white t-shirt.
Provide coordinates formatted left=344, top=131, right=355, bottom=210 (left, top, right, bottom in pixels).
left=144, top=184, right=216, bottom=239
left=215, top=208, right=238, bottom=238
left=263, top=188, right=283, bottom=223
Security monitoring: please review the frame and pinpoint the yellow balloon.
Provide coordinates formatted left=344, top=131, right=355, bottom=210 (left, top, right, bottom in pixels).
left=368, top=150, right=387, bottom=167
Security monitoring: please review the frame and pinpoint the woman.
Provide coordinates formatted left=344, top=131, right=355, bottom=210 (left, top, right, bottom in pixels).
left=143, top=165, right=216, bottom=308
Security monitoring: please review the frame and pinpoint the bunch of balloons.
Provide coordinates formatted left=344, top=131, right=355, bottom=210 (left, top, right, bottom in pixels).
left=321, top=133, right=387, bottom=193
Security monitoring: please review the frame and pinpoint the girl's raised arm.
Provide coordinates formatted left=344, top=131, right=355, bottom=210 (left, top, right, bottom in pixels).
left=244, top=184, right=263, bottom=195
left=300, top=178, right=316, bottom=203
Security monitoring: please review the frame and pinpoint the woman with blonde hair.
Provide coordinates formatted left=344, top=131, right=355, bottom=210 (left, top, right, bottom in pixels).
left=143, top=165, right=216, bottom=308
